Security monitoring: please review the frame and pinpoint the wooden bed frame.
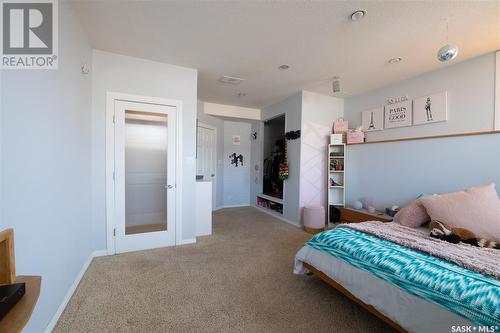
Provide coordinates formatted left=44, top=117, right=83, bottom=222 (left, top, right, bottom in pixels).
left=303, top=262, right=407, bottom=333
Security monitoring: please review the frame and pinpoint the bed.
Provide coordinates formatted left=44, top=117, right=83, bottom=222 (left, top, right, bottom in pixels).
left=294, top=222, right=500, bottom=333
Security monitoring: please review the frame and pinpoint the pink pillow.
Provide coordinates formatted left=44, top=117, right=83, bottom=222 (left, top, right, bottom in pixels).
left=419, top=184, right=500, bottom=242
left=393, top=200, right=430, bottom=228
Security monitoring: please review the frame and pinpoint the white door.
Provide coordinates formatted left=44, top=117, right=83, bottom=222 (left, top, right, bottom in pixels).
left=114, top=100, right=176, bottom=253
left=196, top=123, right=216, bottom=209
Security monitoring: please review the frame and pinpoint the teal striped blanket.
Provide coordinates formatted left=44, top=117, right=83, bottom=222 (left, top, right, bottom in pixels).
left=305, top=227, right=500, bottom=325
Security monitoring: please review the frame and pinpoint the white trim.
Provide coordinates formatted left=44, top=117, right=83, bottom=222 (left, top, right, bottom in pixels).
left=213, top=204, right=250, bottom=211
left=44, top=250, right=108, bottom=333
left=105, top=92, right=184, bottom=255
left=495, top=51, right=500, bottom=130
left=178, top=238, right=197, bottom=245
left=253, top=205, right=301, bottom=228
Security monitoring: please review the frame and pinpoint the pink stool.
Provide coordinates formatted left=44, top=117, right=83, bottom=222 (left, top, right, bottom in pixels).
left=303, top=205, right=325, bottom=234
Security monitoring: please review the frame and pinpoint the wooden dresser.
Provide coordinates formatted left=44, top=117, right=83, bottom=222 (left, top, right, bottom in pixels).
left=340, top=207, right=393, bottom=223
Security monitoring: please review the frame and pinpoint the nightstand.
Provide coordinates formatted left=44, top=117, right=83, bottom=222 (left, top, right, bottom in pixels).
left=340, top=207, right=393, bottom=223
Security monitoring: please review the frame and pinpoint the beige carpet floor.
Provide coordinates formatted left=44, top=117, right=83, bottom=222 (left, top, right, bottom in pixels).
left=54, top=207, right=394, bottom=333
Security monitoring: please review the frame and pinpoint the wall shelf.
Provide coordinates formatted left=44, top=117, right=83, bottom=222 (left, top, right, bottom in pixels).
left=348, top=130, right=500, bottom=146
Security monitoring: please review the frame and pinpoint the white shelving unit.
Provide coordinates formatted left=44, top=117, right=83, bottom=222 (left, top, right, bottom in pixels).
left=327, top=143, right=346, bottom=227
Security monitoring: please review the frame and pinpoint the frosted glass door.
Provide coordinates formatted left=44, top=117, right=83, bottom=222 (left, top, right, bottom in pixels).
left=114, top=101, right=176, bottom=253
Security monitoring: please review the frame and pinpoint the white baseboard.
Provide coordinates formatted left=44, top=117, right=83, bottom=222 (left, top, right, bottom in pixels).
left=213, top=204, right=250, bottom=211
left=44, top=250, right=108, bottom=333
left=178, top=238, right=197, bottom=245
left=253, top=205, right=301, bottom=228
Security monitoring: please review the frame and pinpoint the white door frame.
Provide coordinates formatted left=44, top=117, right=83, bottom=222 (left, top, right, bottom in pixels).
left=197, top=122, right=217, bottom=209
left=105, top=92, right=183, bottom=255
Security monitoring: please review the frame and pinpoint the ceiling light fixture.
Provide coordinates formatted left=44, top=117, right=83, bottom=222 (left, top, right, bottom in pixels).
left=437, top=19, right=458, bottom=62
left=350, top=10, right=366, bottom=21
left=388, top=57, right=402, bottom=64
left=278, top=64, right=290, bottom=70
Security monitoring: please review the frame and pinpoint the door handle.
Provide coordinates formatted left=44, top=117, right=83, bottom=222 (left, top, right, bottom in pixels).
left=167, top=184, right=175, bottom=189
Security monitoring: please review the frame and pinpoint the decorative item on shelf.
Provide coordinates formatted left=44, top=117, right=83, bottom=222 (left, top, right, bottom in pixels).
left=333, top=118, right=348, bottom=134
left=329, top=159, right=344, bottom=171
left=284, top=130, right=301, bottom=140
left=329, top=178, right=343, bottom=187
left=330, top=133, right=343, bottom=144
left=278, top=138, right=289, bottom=180
left=329, top=151, right=344, bottom=157
left=362, top=107, right=384, bottom=132
left=384, top=95, right=412, bottom=129
left=347, top=128, right=365, bottom=144
left=229, top=153, right=243, bottom=167
left=367, top=206, right=376, bottom=214
left=352, top=201, right=363, bottom=210
left=361, top=197, right=374, bottom=210
left=413, top=91, right=448, bottom=125
left=385, top=205, right=400, bottom=217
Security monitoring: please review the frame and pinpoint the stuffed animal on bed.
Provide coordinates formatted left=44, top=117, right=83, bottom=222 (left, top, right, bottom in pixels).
left=429, top=220, right=499, bottom=249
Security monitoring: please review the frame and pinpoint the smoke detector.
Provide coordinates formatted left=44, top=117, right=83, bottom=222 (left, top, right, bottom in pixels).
left=218, top=75, right=245, bottom=84
left=332, top=77, right=341, bottom=93
left=350, top=10, right=366, bottom=21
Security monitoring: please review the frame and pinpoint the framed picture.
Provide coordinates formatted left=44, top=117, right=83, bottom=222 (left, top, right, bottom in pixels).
left=413, top=91, right=448, bottom=125
left=362, top=108, right=384, bottom=132
left=384, top=99, right=412, bottom=129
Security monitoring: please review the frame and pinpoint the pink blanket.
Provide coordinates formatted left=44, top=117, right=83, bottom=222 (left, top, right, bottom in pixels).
left=341, top=221, right=500, bottom=280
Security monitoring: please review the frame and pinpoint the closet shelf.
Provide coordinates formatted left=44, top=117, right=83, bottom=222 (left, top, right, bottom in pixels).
left=329, top=170, right=344, bottom=173
left=257, top=193, right=284, bottom=205
left=329, top=186, right=344, bottom=189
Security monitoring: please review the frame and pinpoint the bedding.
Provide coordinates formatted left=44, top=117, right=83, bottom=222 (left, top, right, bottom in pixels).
left=295, top=246, right=470, bottom=333
left=393, top=199, right=429, bottom=228
left=419, top=183, right=500, bottom=242
left=295, top=225, right=500, bottom=326
left=346, top=221, right=500, bottom=279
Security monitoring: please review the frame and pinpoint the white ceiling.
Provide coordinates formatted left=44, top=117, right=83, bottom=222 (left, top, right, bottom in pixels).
left=70, top=1, right=500, bottom=108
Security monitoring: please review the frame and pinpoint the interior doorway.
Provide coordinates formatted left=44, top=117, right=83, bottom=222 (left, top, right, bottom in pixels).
left=196, top=122, right=217, bottom=209
left=107, top=97, right=179, bottom=254
left=262, top=114, right=286, bottom=199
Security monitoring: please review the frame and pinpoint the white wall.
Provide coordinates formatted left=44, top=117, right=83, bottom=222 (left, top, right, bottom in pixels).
left=1, top=3, right=93, bottom=331
left=345, top=53, right=496, bottom=141
left=91, top=50, right=198, bottom=248
left=197, top=101, right=225, bottom=209
left=344, top=52, right=500, bottom=209
left=300, top=91, right=344, bottom=220
left=223, top=121, right=251, bottom=206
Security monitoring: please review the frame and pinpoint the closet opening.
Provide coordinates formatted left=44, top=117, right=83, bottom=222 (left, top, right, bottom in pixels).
left=262, top=114, right=286, bottom=200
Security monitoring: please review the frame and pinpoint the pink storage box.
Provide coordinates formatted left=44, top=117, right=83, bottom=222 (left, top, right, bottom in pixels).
left=333, top=120, right=348, bottom=133
left=347, top=131, right=364, bottom=144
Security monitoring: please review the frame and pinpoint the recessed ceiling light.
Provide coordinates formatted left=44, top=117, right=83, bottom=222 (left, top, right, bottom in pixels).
left=388, top=57, right=403, bottom=64
left=350, top=10, right=366, bottom=21
left=278, top=64, right=290, bottom=70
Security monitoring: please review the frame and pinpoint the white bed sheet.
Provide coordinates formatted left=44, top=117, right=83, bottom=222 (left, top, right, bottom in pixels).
left=294, top=245, right=471, bottom=333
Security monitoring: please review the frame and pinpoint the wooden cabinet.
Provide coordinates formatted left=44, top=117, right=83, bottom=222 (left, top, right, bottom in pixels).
left=340, top=208, right=392, bottom=223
